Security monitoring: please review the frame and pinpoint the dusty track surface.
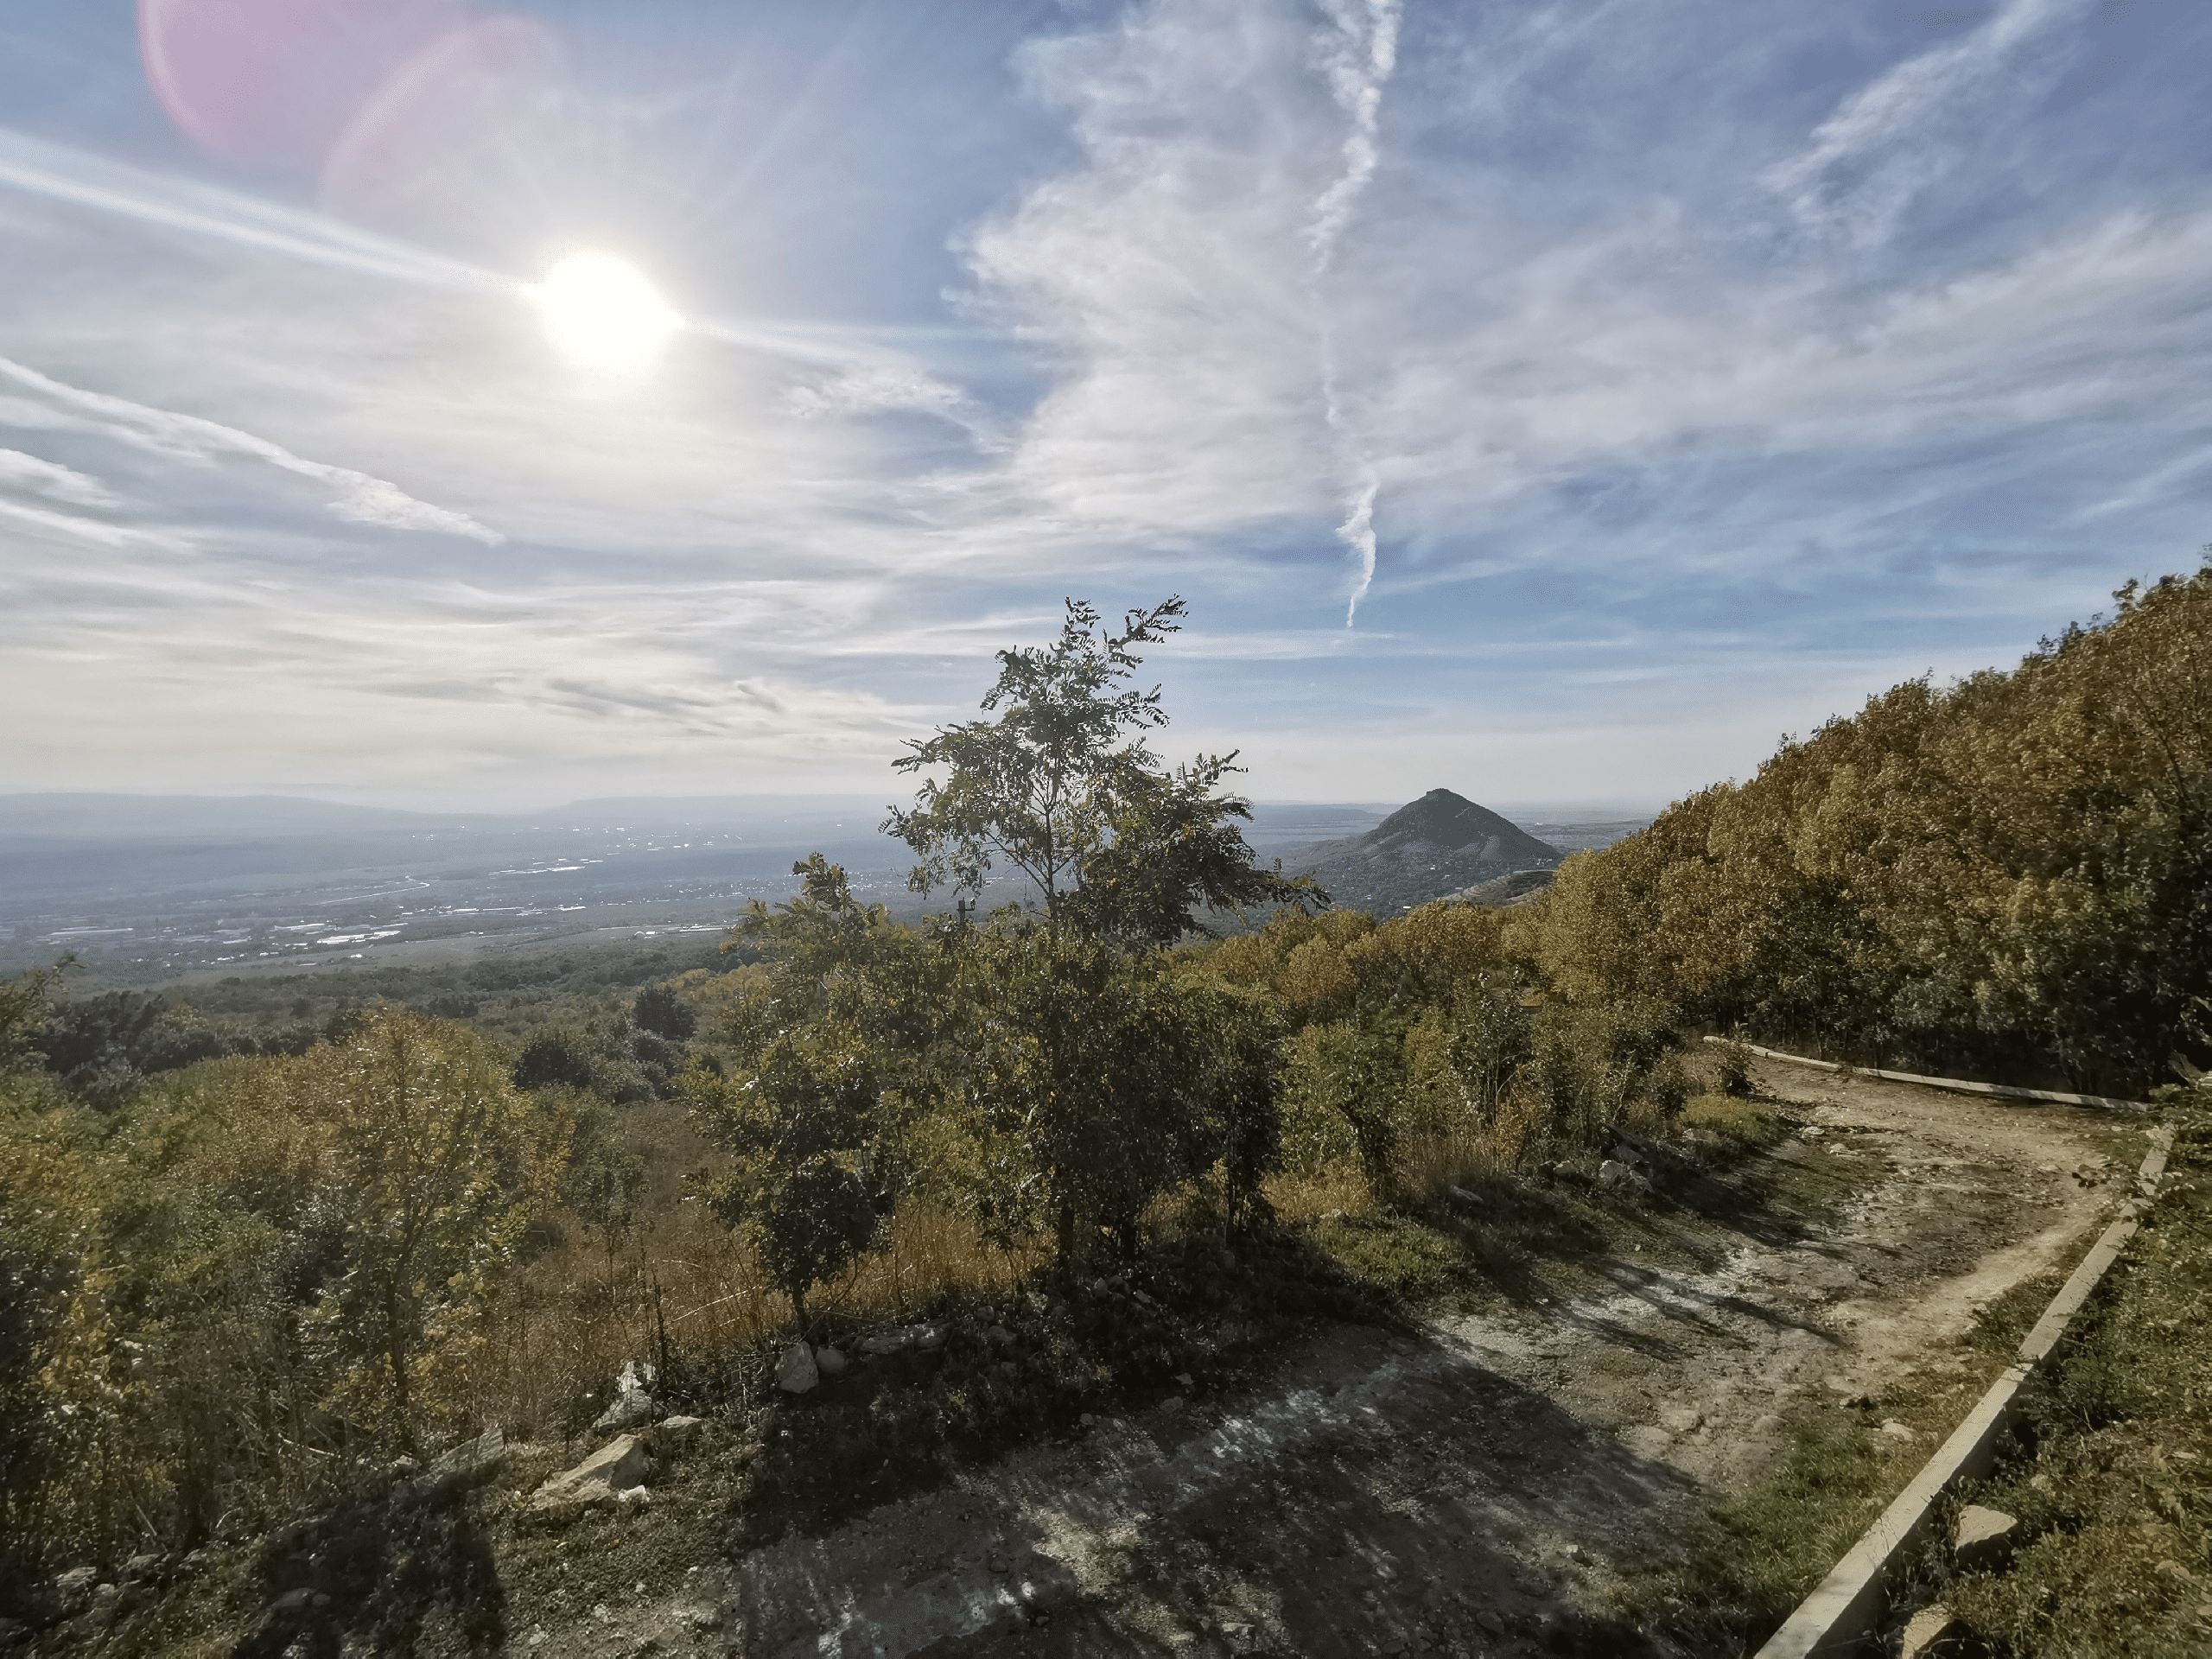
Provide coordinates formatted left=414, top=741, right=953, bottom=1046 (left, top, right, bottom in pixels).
left=553, top=1065, right=2142, bottom=1658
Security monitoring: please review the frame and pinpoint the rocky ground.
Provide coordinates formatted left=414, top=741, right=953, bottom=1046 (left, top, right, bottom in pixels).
left=29, top=1061, right=2142, bottom=1657
left=521, top=1065, right=2137, bottom=1658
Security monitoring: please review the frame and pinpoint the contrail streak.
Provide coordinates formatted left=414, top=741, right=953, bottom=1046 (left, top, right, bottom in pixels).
left=0, top=126, right=957, bottom=377
left=1305, top=0, right=1401, bottom=626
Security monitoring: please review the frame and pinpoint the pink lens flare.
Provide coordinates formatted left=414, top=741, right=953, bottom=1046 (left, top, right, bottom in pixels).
left=318, top=15, right=569, bottom=237
left=140, top=0, right=461, bottom=168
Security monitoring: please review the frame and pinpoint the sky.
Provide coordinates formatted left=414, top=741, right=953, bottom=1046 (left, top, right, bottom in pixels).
left=1, top=0, right=2208, bottom=814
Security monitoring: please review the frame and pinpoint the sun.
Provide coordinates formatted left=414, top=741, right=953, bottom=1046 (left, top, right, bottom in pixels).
left=536, top=252, right=677, bottom=374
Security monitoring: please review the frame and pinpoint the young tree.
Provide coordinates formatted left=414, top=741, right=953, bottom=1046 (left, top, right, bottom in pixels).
left=0, top=963, right=64, bottom=1065
left=884, top=598, right=1319, bottom=1267
left=294, top=1007, right=550, bottom=1446
left=885, top=597, right=1315, bottom=938
left=690, top=857, right=905, bottom=1332
left=690, top=1035, right=883, bottom=1336
left=561, top=1098, right=649, bottom=1287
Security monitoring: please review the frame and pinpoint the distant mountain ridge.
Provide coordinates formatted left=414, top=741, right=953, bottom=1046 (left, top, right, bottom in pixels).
left=1281, top=788, right=1560, bottom=915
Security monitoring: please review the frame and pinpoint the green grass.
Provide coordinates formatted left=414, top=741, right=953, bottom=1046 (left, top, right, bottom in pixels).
left=1623, top=1385, right=1997, bottom=1656
left=1300, top=1210, right=1469, bottom=1300
left=1681, top=1091, right=1777, bottom=1145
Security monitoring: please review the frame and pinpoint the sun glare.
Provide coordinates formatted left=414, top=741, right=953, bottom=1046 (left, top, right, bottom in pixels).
left=536, top=252, right=677, bottom=374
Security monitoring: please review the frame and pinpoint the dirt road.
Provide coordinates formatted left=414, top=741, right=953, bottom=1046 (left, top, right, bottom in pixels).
left=556, top=1064, right=2142, bottom=1658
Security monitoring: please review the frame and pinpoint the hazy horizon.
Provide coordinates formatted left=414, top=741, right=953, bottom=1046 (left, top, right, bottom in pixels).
left=0, top=786, right=1668, bottom=822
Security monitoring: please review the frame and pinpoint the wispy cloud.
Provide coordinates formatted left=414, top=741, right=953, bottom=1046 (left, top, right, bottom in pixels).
left=0, top=353, right=504, bottom=543
left=1764, top=0, right=2095, bottom=246
left=0, top=447, right=116, bottom=508
left=2, top=1, right=2209, bottom=809
left=0, top=125, right=510, bottom=296
left=1307, top=0, right=1402, bottom=625
left=0, top=494, right=153, bottom=550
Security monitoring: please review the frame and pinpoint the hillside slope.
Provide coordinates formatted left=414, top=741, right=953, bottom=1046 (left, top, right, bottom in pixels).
left=1282, top=788, right=1560, bottom=915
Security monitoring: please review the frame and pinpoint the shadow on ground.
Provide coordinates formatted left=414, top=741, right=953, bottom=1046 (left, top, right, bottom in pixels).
left=232, top=1481, right=505, bottom=1657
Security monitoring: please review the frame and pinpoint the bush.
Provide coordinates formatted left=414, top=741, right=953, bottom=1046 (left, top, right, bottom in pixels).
left=1713, top=1038, right=1757, bottom=1098
left=513, top=1025, right=596, bottom=1090
left=632, top=983, right=696, bottom=1041
left=1645, top=1053, right=1694, bottom=1119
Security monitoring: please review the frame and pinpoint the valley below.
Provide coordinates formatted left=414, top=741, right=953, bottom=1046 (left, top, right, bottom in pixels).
left=0, top=794, right=1648, bottom=985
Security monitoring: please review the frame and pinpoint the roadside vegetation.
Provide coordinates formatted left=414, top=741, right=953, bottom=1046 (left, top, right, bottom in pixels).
left=3, top=565, right=2209, bottom=1649
left=1935, top=1099, right=2212, bottom=1656
left=1512, top=564, right=2212, bottom=1099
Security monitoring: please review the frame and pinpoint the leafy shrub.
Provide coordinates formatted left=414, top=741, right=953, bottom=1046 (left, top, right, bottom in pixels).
left=1713, top=1038, right=1757, bottom=1098
left=512, top=1024, right=596, bottom=1090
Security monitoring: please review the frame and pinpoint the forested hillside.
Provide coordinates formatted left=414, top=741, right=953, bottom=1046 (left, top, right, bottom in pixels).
left=1510, top=565, right=2212, bottom=1096
left=1278, top=786, right=1560, bottom=914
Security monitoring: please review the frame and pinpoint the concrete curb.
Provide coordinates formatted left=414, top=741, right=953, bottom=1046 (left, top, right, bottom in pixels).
left=1702, top=1037, right=2154, bottom=1113
left=1753, top=1127, right=2176, bottom=1658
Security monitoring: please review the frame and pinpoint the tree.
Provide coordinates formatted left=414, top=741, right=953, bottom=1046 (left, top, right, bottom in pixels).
left=0, top=963, right=64, bottom=1066
left=1500, top=557, right=2212, bottom=1093
left=885, top=597, right=1315, bottom=938
left=512, top=1024, right=597, bottom=1090
left=693, top=602, right=1324, bottom=1303
left=690, top=857, right=904, bottom=1332
left=883, top=597, right=1319, bottom=1266
left=561, top=1098, right=649, bottom=1286
left=632, top=983, right=696, bottom=1041
left=294, top=1007, right=550, bottom=1446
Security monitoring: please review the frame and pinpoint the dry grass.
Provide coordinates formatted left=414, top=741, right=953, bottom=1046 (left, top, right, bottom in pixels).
left=460, top=1076, right=1682, bottom=1452
left=1938, top=1106, right=2212, bottom=1656
left=460, top=1198, right=1056, bottom=1447
left=1264, top=1158, right=1373, bottom=1222
left=821, top=1205, right=1048, bottom=1325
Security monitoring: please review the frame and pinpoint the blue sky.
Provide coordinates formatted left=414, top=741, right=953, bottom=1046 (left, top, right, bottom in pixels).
left=2, top=0, right=2208, bottom=811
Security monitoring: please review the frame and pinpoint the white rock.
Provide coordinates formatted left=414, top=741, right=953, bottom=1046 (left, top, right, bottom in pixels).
left=815, top=1345, right=849, bottom=1377
left=429, top=1422, right=507, bottom=1482
left=591, top=1362, right=659, bottom=1431
left=1954, top=1505, right=2018, bottom=1570
left=648, top=1414, right=707, bottom=1453
left=1899, top=1603, right=1960, bottom=1657
left=1658, top=1406, right=1703, bottom=1433
left=777, top=1341, right=819, bottom=1394
left=525, top=1433, right=653, bottom=1521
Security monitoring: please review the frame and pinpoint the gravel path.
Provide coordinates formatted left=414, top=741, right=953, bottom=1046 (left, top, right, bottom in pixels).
left=571, top=1065, right=2137, bottom=1658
